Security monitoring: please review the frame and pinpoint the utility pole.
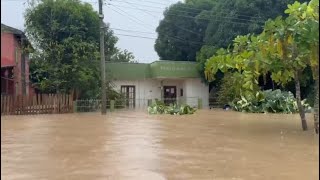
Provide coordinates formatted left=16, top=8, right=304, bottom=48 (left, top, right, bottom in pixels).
left=99, top=0, right=107, bottom=114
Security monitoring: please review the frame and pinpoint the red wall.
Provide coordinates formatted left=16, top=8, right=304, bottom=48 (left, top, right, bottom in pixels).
left=1, top=33, right=16, bottom=67
left=1, top=32, right=33, bottom=96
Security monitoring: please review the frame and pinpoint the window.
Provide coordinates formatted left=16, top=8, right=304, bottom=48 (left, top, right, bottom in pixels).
left=180, top=89, right=183, bottom=96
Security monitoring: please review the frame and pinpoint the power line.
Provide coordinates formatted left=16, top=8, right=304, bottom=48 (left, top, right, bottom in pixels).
left=114, top=32, right=204, bottom=46
left=4, top=0, right=265, bottom=22
left=110, top=0, right=263, bottom=19
left=108, top=3, right=263, bottom=37
left=163, top=12, right=265, bottom=25
left=121, top=0, right=159, bottom=19
left=124, top=0, right=172, bottom=6
left=110, top=0, right=166, bottom=9
left=107, top=5, right=155, bottom=30
left=105, top=3, right=163, bottom=13
left=111, top=28, right=156, bottom=35
left=109, top=3, right=265, bottom=24
left=114, top=33, right=156, bottom=39
left=106, top=3, right=205, bottom=39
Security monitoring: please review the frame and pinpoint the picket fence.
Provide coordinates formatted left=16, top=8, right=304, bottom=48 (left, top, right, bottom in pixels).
left=1, top=94, right=73, bottom=115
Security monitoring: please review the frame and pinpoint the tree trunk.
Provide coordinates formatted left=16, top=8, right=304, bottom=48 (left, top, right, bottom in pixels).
left=313, top=66, right=319, bottom=134
left=294, top=71, right=308, bottom=131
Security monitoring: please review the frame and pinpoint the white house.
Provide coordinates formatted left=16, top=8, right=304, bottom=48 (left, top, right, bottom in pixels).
left=107, top=61, right=209, bottom=108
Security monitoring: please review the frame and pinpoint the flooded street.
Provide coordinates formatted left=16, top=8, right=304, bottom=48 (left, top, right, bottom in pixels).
left=1, top=110, right=319, bottom=180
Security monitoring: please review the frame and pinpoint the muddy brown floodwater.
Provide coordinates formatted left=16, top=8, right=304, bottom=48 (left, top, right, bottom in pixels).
left=1, top=109, right=319, bottom=180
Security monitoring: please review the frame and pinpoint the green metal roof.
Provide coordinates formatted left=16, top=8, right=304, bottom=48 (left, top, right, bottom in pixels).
left=106, top=61, right=200, bottom=80
left=106, top=62, right=150, bottom=80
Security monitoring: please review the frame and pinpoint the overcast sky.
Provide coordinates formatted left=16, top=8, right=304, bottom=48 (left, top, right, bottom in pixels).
left=1, top=0, right=180, bottom=63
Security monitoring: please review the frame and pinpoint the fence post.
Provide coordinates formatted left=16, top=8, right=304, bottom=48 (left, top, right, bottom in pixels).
left=198, top=98, right=202, bottom=109
left=73, top=100, right=77, bottom=113
left=110, top=100, right=115, bottom=112
left=178, top=98, right=183, bottom=106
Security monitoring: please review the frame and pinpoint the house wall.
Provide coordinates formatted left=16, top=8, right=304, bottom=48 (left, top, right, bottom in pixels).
left=13, top=37, right=22, bottom=96
left=112, top=79, right=161, bottom=108
left=1, top=33, right=15, bottom=67
left=1, top=32, right=32, bottom=96
left=112, top=78, right=209, bottom=108
left=184, top=78, right=209, bottom=108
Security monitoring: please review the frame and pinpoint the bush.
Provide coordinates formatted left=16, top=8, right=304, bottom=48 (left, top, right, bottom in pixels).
left=147, top=100, right=196, bottom=115
left=216, top=72, right=241, bottom=105
left=230, top=89, right=311, bottom=113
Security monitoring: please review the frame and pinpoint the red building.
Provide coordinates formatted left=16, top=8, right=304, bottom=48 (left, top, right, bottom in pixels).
left=1, top=24, right=34, bottom=96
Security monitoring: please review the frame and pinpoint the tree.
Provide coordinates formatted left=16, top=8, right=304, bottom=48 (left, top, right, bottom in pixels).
left=262, top=16, right=310, bottom=130
left=196, top=45, right=218, bottom=83
left=104, top=26, right=135, bottom=63
left=284, top=0, right=319, bottom=133
left=204, top=0, right=319, bottom=132
left=155, top=0, right=306, bottom=62
left=25, top=0, right=135, bottom=99
left=155, top=1, right=215, bottom=61
left=109, top=49, right=136, bottom=63
left=203, top=0, right=306, bottom=48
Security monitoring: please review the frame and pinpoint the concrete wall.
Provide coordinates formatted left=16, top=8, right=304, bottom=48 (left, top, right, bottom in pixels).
left=184, top=78, right=209, bottom=108
left=112, top=79, right=161, bottom=108
left=112, top=78, right=209, bottom=108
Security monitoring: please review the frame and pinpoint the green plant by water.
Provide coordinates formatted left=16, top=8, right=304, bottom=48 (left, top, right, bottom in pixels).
left=148, top=100, right=196, bottom=115
left=230, top=89, right=311, bottom=113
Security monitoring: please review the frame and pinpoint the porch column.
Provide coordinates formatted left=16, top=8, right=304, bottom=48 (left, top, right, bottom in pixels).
left=160, top=80, right=164, bottom=102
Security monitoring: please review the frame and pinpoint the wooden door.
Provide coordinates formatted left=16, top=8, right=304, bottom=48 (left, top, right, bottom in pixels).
left=121, top=86, right=135, bottom=108
left=163, top=86, right=176, bottom=105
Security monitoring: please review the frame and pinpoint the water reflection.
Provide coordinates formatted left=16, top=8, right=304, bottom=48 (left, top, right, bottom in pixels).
left=1, top=110, right=319, bottom=180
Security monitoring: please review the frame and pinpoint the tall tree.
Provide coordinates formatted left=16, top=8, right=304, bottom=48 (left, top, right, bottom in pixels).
left=284, top=0, right=319, bottom=133
left=25, top=0, right=135, bottom=98
left=203, top=0, right=305, bottom=48
left=204, top=0, right=319, bottom=132
left=155, top=1, right=215, bottom=61
left=155, top=0, right=306, bottom=61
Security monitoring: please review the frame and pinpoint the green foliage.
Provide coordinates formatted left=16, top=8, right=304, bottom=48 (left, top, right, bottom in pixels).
left=155, top=0, right=305, bottom=61
left=25, top=0, right=135, bottom=98
left=196, top=45, right=218, bottom=83
left=230, top=89, right=311, bottom=113
left=216, top=72, right=241, bottom=105
left=155, top=2, right=212, bottom=61
left=203, top=0, right=318, bottom=130
left=147, top=100, right=196, bottom=115
left=284, top=66, right=315, bottom=104
left=205, top=0, right=318, bottom=105
left=204, top=0, right=303, bottom=48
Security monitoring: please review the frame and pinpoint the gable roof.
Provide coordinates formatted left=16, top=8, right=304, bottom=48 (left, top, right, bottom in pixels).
left=1, top=24, right=24, bottom=36
left=1, top=24, right=34, bottom=52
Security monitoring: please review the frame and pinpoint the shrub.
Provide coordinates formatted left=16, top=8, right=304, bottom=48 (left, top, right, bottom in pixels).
left=216, top=72, right=241, bottom=106
left=147, top=100, right=196, bottom=115
left=230, top=89, right=311, bottom=113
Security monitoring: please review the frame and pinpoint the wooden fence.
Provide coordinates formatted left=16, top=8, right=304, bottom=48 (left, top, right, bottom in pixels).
left=1, top=94, right=73, bottom=115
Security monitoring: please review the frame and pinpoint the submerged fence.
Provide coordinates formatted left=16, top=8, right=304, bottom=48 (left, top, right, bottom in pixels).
left=1, top=95, right=208, bottom=115
left=74, top=97, right=204, bottom=113
left=1, top=94, right=73, bottom=115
